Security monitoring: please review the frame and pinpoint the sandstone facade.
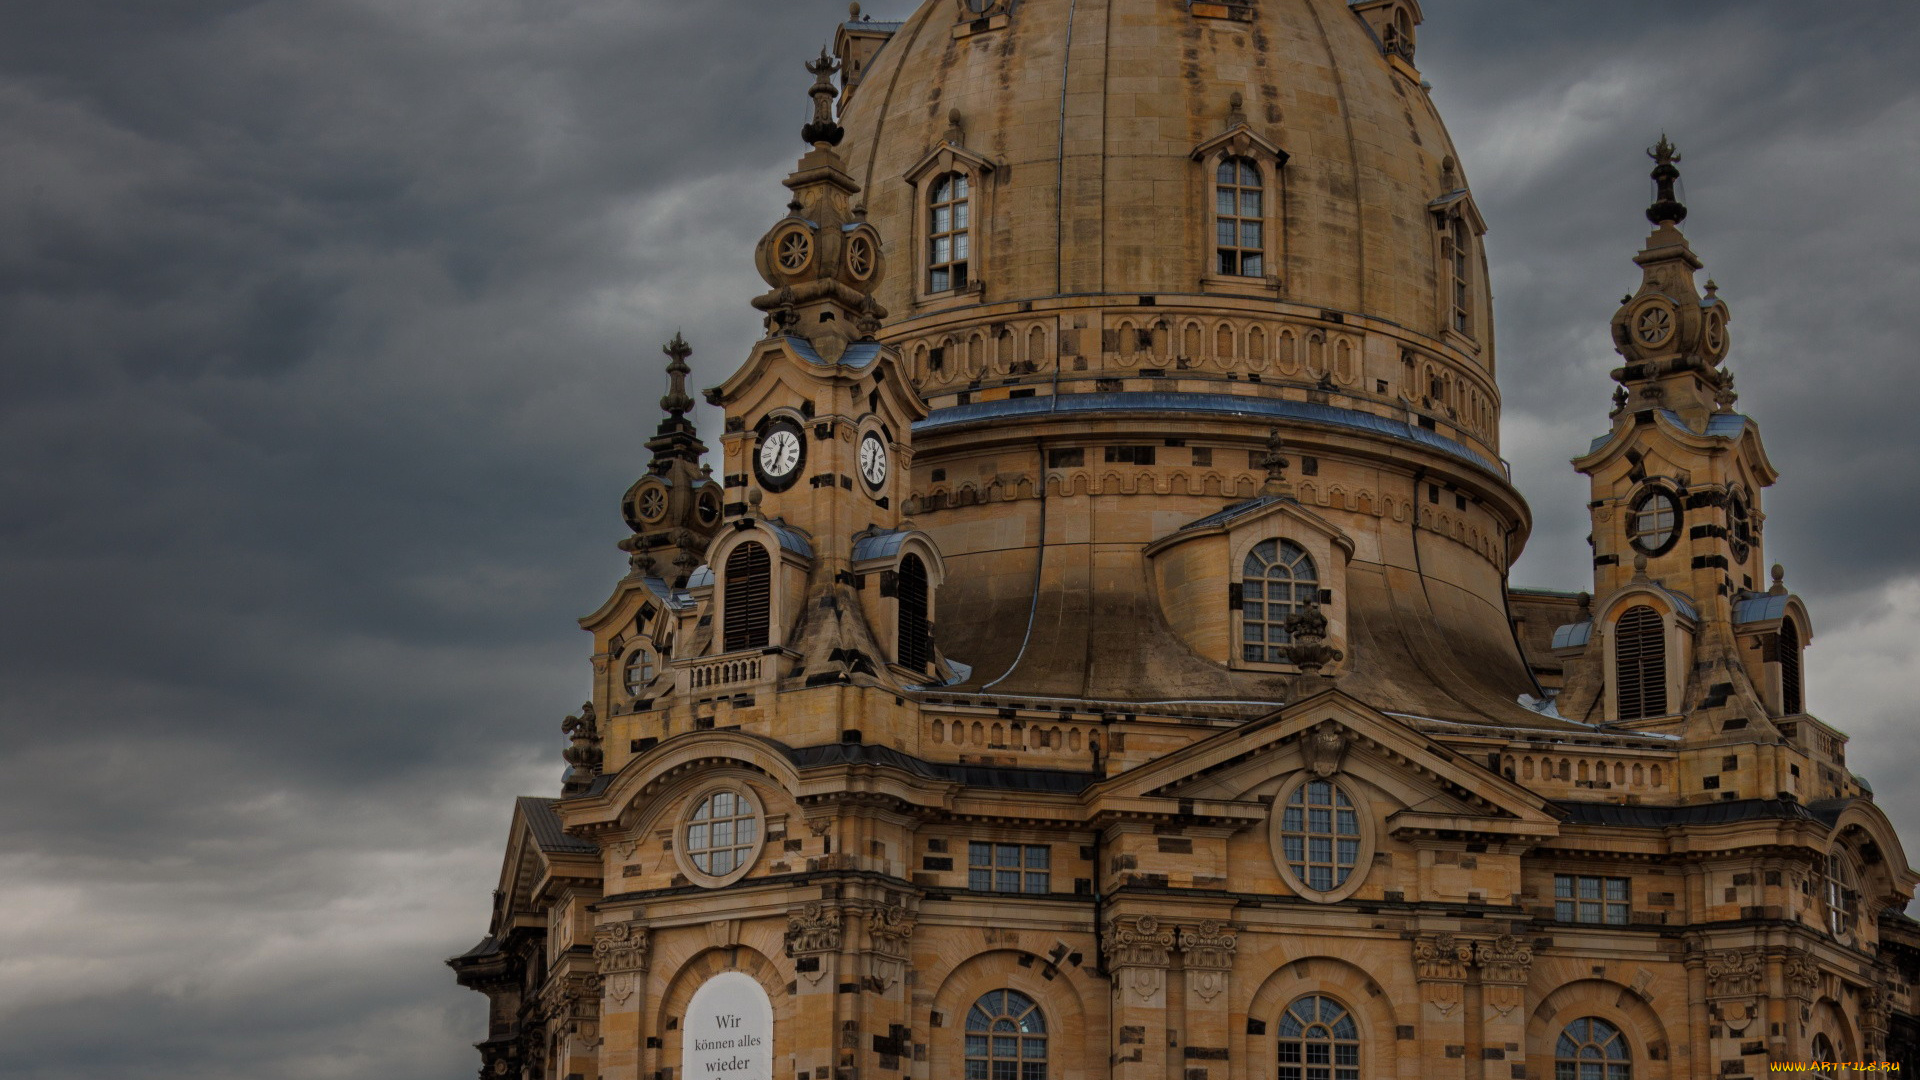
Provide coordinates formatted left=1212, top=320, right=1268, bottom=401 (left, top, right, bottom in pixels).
left=450, top=3, right=1920, bottom=1078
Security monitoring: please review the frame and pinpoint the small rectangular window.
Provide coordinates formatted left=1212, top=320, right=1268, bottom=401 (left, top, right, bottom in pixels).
left=1103, top=445, right=1156, bottom=465
left=1047, top=448, right=1084, bottom=468
left=967, top=843, right=1050, bottom=893
left=1190, top=447, right=1212, bottom=467
left=1555, top=874, right=1630, bottom=924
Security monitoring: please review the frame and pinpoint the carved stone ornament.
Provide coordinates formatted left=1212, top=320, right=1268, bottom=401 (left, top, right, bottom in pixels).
left=1705, top=949, right=1764, bottom=999
left=593, top=919, right=651, bottom=975
left=606, top=972, right=637, bottom=1006
left=1784, top=954, right=1818, bottom=1001
left=1413, top=933, right=1471, bottom=982
left=1303, top=724, right=1349, bottom=779
left=785, top=901, right=844, bottom=957
left=1473, top=935, right=1534, bottom=986
left=1177, top=920, right=1238, bottom=969
left=1103, top=915, right=1174, bottom=1005
left=1861, top=983, right=1891, bottom=1046
left=865, top=904, right=916, bottom=958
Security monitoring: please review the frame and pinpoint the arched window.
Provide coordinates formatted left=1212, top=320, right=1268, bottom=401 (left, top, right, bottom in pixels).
left=1279, top=778, right=1360, bottom=892
left=1215, top=157, right=1264, bottom=277
left=964, top=990, right=1046, bottom=1080
left=897, top=554, right=933, bottom=670
left=1446, top=216, right=1472, bottom=334
left=1811, top=1033, right=1835, bottom=1067
left=1241, top=540, right=1318, bottom=663
left=722, top=542, right=772, bottom=651
left=1779, top=619, right=1802, bottom=715
left=622, top=646, right=656, bottom=696
left=1826, top=848, right=1858, bottom=939
left=929, top=173, right=971, bottom=292
left=1555, top=1017, right=1631, bottom=1080
left=1276, top=995, right=1360, bottom=1080
left=1614, top=605, right=1667, bottom=720
left=1728, top=490, right=1752, bottom=564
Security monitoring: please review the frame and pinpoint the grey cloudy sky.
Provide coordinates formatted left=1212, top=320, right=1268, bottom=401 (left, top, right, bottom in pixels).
left=1, top=2, right=1914, bottom=1077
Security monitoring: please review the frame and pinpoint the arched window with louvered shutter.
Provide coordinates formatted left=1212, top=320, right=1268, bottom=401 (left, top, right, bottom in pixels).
left=1614, top=605, right=1667, bottom=721
left=1779, top=619, right=1803, bottom=715
left=722, top=542, right=771, bottom=652
left=897, top=554, right=933, bottom=670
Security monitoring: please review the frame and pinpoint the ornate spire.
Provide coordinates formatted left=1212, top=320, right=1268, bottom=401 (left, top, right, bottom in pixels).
left=1645, top=134, right=1686, bottom=226
left=801, top=47, right=844, bottom=148
left=660, top=332, right=694, bottom=419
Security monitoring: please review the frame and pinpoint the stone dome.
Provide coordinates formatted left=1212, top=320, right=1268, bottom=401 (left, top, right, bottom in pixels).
left=823, top=0, right=1551, bottom=725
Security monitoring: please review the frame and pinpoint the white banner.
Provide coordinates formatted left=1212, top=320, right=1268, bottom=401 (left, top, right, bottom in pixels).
left=683, top=971, right=772, bottom=1079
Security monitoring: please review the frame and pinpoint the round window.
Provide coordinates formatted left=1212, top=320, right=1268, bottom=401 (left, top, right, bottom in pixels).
left=1628, top=488, right=1681, bottom=556
left=1271, top=774, right=1373, bottom=902
left=680, top=787, right=763, bottom=887
left=622, top=647, right=656, bottom=697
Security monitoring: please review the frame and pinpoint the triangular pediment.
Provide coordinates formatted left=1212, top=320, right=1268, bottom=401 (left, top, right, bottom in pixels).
left=1190, top=123, right=1289, bottom=167
left=904, top=140, right=999, bottom=186
left=1093, top=689, right=1561, bottom=841
left=1145, top=494, right=1354, bottom=558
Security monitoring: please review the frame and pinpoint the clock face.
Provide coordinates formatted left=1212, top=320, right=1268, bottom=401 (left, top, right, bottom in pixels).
left=859, top=433, right=889, bottom=489
left=755, top=424, right=804, bottom=491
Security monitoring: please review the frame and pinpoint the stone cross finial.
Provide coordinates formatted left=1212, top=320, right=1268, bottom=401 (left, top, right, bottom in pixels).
left=802, top=48, right=844, bottom=147
left=1645, top=134, right=1687, bottom=225
left=1259, top=427, right=1293, bottom=497
left=661, top=333, right=694, bottom=419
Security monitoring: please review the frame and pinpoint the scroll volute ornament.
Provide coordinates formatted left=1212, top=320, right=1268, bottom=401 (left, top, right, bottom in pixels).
left=1303, top=723, right=1349, bottom=778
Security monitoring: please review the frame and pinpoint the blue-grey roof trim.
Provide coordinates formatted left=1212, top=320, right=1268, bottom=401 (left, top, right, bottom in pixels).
left=786, top=741, right=1096, bottom=793
left=852, top=529, right=910, bottom=562
left=914, top=392, right=1502, bottom=475
left=1653, top=585, right=1700, bottom=621
left=767, top=523, right=814, bottom=558
left=516, top=796, right=597, bottom=854
left=1732, top=593, right=1791, bottom=624
left=686, top=565, right=714, bottom=589
left=1588, top=410, right=1752, bottom=453
left=783, top=336, right=883, bottom=370
left=639, top=575, right=694, bottom=610
left=1551, top=621, right=1593, bottom=649
left=1179, top=494, right=1283, bottom=532
left=1558, top=796, right=1818, bottom=828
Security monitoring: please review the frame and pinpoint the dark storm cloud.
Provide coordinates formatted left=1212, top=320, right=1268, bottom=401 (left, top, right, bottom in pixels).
left=0, top=2, right=1914, bottom=1077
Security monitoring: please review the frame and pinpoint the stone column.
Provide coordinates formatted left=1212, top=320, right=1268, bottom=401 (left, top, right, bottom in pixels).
left=1411, top=932, right=1473, bottom=1080
left=1104, top=914, right=1175, bottom=1080
left=1176, top=920, right=1237, bottom=1080
left=857, top=901, right=918, bottom=1075
left=1471, top=935, right=1533, bottom=1080
left=785, top=900, right=845, bottom=1079
left=593, top=917, right=650, bottom=1080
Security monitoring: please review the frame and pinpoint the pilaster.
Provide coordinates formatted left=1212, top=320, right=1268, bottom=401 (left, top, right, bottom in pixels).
left=1176, top=919, right=1238, bottom=1080
left=593, top=917, right=651, bottom=1079
left=1103, top=914, right=1175, bottom=1080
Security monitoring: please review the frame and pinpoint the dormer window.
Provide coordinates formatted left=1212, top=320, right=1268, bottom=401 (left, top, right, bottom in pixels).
left=1447, top=217, right=1470, bottom=333
left=1216, top=157, right=1265, bottom=277
left=897, top=553, right=933, bottom=670
left=1240, top=540, right=1318, bottom=663
left=722, top=541, right=772, bottom=651
left=622, top=646, right=656, bottom=696
left=1825, top=848, right=1858, bottom=939
left=1779, top=619, right=1803, bottom=715
left=928, top=173, right=971, bottom=293
left=1614, top=604, right=1667, bottom=721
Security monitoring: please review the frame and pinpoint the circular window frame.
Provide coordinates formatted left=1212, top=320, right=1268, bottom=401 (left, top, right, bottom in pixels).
left=773, top=226, right=813, bottom=275
left=1631, top=298, right=1676, bottom=349
left=845, top=232, right=877, bottom=283
left=674, top=783, right=766, bottom=889
left=1269, top=771, right=1376, bottom=904
left=1703, top=307, right=1729, bottom=360
left=621, top=645, right=657, bottom=697
left=1627, top=486, right=1683, bottom=558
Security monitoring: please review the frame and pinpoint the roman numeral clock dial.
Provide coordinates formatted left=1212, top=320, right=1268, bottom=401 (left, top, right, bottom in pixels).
left=859, top=432, right=889, bottom=489
left=753, top=420, right=805, bottom=493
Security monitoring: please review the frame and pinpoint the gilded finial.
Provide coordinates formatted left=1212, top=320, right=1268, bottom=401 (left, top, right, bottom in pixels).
left=801, top=48, right=845, bottom=148
left=661, top=333, right=694, bottom=419
left=1645, top=133, right=1686, bottom=226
